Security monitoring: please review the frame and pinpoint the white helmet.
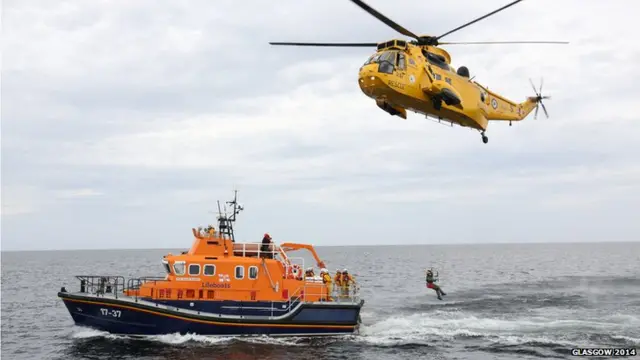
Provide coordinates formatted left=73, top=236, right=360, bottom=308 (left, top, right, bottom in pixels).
left=306, top=267, right=313, bottom=272
left=320, top=268, right=328, bottom=273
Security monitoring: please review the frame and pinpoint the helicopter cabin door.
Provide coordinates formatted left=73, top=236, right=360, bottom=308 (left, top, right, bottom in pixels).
left=394, top=52, right=407, bottom=82
left=377, top=51, right=408, bottom=90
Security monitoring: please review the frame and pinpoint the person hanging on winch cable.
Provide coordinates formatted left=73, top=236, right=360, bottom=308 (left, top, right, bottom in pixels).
left=426, top=269, right=446, bottom=300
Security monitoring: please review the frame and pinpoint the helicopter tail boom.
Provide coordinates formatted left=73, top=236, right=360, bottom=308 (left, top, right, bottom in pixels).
left=477, top=86, right=522, bottom=121
left=480, top=85, right=540, bottom=122
left=484, top=78, right=551, bottom=122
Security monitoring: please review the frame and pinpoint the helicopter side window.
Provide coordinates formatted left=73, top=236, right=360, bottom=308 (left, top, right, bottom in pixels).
left=425, top=51, right=450, bottom=71
left=378, top=51, right=396, bottom=74
left=396, top=52, right=406, bottom=70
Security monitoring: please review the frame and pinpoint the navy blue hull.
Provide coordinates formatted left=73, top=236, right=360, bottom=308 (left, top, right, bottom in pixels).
left=59, top=292, right=363, bottom=336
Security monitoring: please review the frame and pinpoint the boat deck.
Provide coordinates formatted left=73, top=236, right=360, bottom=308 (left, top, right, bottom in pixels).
left=61, top=275, right=362, bottom=321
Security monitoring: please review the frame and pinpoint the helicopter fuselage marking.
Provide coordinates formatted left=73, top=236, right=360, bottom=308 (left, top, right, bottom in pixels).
left=388, top=80, right=405, bottom=90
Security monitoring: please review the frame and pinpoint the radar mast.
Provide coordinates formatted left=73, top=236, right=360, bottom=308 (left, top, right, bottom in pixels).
left=216, top=190, right=243, bottom=242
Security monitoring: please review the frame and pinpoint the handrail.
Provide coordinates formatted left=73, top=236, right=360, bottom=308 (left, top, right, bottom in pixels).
left=126, top=276, right=169, bottom=301
left=75, top=275, right=126, bottom=299
left=232, top=242, right=279, bottom=259
left=71, top=272, right=361, bottom=316
left=261, top=258, right=276, bottom=291
left=282, top=281, right=361, bottom=313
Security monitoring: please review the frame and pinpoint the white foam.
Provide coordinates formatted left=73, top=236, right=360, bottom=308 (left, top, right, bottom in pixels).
left=70, top=327, right=125, bottom=340
left=69, top=327, right=312, bottom=346
left=610, top=335, right=640, bottom=346
left=148, top=333, right=233, bottom=345
left=354, top=310, right=627, bottom=348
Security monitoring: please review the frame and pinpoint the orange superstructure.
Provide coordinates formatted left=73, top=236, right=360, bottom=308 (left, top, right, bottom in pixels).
left=124, top=231, right=333, bottom=303
left=123, top=191, right=341, bottom=304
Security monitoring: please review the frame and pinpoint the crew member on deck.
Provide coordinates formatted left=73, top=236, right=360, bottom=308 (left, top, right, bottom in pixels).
left=334, top=270, right=343, bottom=298
left=426, top=269, right=446, bottom=300
left=341, top=269, right=355, bottom=297
left=305, top=267, right=315, bottom=278
left=320, top=268, right=333, bottom=301
left=260, top=233, right=273, bottom=259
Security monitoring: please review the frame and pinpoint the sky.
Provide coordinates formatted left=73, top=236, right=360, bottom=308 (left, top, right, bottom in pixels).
left=2, top=0, right=639, bottom=251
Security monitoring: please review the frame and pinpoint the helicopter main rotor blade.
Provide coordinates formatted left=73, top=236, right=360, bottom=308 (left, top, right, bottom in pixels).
left=348, top=0, right=421, bottom=41
left=438, top=41, right=569, bottom=45
left=269, top=42, right=378, bottom=47
left=436, top=0, right=525, bottom=41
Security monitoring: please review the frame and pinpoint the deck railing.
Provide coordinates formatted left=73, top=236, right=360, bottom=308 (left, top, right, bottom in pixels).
left=126, top=276, right=167, bottom=289
left=285, top=281, right=361, bottom=309
left=75, top=275, right=126, bottom=299
left=232, top=242, right=280, bottom=260
left=71, top=274, right=361, bottom=319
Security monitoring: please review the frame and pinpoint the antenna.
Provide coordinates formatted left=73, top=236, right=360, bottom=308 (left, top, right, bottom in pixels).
left=215, top=190, right=244, bottom=243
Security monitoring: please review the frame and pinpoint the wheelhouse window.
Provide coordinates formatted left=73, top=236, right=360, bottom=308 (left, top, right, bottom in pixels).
left=173, top=261, right=185, bottom=276
left=203, top=264, right=216, bottom=276
left=235, top=265, right=244, bottom=279
left=248, top=266, right=259, bottom=280
left=188, top=264, right=200, bottom=276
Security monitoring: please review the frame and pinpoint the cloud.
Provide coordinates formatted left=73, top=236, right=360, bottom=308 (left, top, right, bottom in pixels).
left=1, top=186, right=43, bottom=216
left=53, top=188, right=104, bottom=199
left=2, top=0, right=639, bottom=250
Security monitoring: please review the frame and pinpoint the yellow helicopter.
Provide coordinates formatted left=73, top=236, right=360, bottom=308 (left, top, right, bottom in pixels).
left=270, top=0, right=568, bottom=144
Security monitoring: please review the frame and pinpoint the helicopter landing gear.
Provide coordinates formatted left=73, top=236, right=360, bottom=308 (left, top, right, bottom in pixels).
left=481, top=131, right=488, bottom=144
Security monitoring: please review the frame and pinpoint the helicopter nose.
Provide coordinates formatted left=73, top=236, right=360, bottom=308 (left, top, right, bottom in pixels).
left=358, top=65, right=382, bottom=96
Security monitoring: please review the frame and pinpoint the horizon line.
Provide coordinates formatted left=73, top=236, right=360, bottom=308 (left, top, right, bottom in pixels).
left=1, top=239, right=638, bottom=253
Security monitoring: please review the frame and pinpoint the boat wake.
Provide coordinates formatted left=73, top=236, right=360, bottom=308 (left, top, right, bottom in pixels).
left=354, top=309, right=640, bottom=359
left=66, top=274, right=640, bottom=359
left=70, top=327, right=344, bottom=347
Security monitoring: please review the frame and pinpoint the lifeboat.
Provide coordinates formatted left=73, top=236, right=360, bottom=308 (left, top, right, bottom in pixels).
left=57, top=191, right=365, bottom=337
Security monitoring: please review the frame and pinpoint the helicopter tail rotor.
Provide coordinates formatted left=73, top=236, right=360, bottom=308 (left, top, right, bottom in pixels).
left=529, top=77, right=550, bottom=119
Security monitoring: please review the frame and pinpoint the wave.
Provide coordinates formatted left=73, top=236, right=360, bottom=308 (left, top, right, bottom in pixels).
left=355, top=310, right=639, bottom=350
